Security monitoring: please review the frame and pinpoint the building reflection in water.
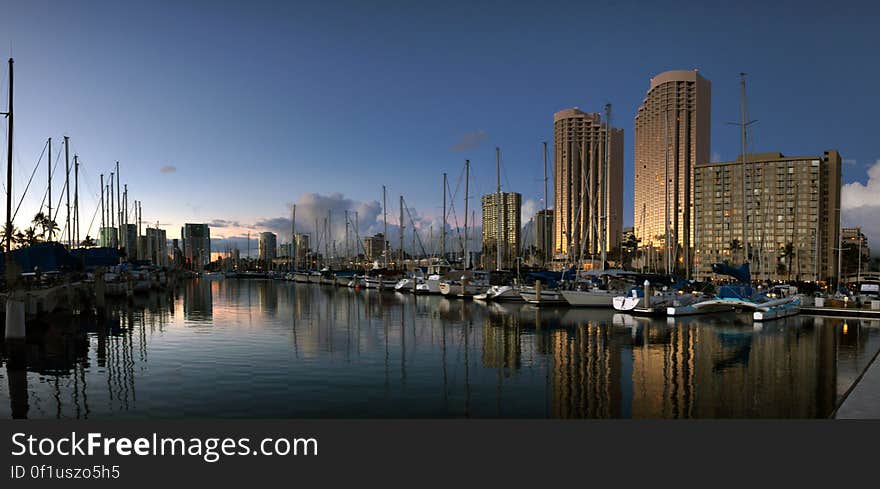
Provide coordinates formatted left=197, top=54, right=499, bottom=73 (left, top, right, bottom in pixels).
left=1, top=279, right=878, bottom=418
left=1, top=290, right=175, bottom=418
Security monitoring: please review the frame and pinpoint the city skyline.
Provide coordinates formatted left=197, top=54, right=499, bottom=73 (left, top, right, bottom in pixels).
left=2, top=0, right=879, bottom=255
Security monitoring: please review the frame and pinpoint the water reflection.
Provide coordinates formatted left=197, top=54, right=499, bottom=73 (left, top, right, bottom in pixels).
left=1, top=279, right=879, bottom=418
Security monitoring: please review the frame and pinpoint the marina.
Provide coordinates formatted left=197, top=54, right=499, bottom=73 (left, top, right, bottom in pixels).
left=3, top=277, right=880, bottom=419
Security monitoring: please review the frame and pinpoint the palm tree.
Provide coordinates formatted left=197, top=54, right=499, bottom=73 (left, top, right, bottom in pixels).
left=779, top=242, right=795, bottom=282
left=0, top=223, right=17, bottom=250
left=23, top=227, right=41, bottom=247
left=13, top=230, right=25, bottom=249
left=32, top=211, right=47, bottom=239
left=43, top=217, right=59, bottom=242
left=81, top=235, right=97, bottom=247
left=776, top=262, right=787, bottom=279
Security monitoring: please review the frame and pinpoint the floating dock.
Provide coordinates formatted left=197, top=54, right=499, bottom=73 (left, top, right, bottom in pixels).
left=801, top=307, right=880, bottom=319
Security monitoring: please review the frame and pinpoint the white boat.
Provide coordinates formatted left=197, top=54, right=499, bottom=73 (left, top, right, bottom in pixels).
left=474, top=284, right=523, bottom=302
left=293, top=271, right=311, bottom=283
left=560, top=288, right=616, bottom=307
left=394, top=277, right=415, bottom=291
left=417, top=261, right=452, bottom=294
left=613, top=286, right=698, bottom=315
left=519, top=286, right=566, bottom=305
left=752, top=296, right=801, bottom=321
left=364, top=277, right=399, bottom=290
left=666, top=299, right=736, bottom=316
left=201, top=271, right=225, bottom=280
left=439, top=271, right=489, bottom=299
left=307, top=271, right=322, bottom=284
left=394, top=270, right=425, bottom=292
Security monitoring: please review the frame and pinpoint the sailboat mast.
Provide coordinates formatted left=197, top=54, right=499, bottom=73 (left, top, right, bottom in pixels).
left=542, top=141, right=548, bottom=267
left=74, top=154, right=80, bottom=247
left=464, top=159, right=469, bottom=268
left=355, top=211, right=359, bottom=264
left=496, top=147, right=502, bottom=270
left=399, top=195, right=404, bottom=270
left=328, top=209, right=332, bottom=265
left=100, top=174, right=105, bottom=240
left=109, top=172, right=114, bottom=244
left=115, top=161, right=120, bottom=249
left=739, top=72, right=750, bottom=264
left=441, top=172, right=447, bottom=260
left=344, top=209, right=349, bottom=266
left=4, top=58, right=12, bottom=255
left=47, top=137, right=52, bottom=241
left=292, top=204, right=296, bottom=271
left=382, top=185, right=388, bottom=268
left=602, top=104, right=610, bottom=269
left=64, top=136, right=71, bottom=248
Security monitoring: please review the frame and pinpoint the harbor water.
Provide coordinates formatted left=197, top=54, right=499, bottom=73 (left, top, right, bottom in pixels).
left=2, top=278, right=879, bottom=418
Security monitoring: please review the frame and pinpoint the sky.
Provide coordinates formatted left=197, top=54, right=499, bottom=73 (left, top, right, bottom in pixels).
left=1, top=0, right=879, bottom=255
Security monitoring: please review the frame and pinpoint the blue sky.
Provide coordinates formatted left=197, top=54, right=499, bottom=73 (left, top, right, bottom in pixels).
left=1, top=0, right=878, bottom=250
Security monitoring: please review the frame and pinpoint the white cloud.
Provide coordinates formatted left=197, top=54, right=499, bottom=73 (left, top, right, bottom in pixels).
left=520, top=198, right=540, bottom=224
left=841, top=159, right=880, bottom=255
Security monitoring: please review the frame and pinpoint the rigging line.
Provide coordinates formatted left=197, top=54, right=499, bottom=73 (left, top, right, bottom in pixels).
left=85, top=195, right=101, bottom=239
left=402, top=197, right=428, bottom=258
left=12, top=138, right=49, bottom=222
left=38, top=142, right=66, bottom=210
left=51, top=174, right=69, bottom=224
left=445, top=178, right=464, bottom=252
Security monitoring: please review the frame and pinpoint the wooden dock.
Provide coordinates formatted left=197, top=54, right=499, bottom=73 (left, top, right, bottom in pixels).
left=801, top=306, right=880, bottom=319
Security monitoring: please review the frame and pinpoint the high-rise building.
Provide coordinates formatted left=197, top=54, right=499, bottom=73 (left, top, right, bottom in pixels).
left=634, top=69, right=711, bottom=275
left=258, top=232, right=278, bottom=261
left=553, top=107, right=623, bottom=261
left=182, top=223, right=211, bottom=269
left=693, top=150, right=842, bottom=282
left=120, top=224, right=137, bottom=257
left=534, top=209, right=554, bottom=261
left=145, top=227, right=168, bottom=266
left=363, top=233, right=387, bottom=262
left=99, top=227, right=118, bottom=248
left=842, top=228, right=870, bottom=261
left=481, top=191, right=522, bottom=269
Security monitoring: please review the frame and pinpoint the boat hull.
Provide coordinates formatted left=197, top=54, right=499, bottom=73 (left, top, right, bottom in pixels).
left=560, top=289, right=615, bottom=307
left=520, top=289, right=566, bottom=305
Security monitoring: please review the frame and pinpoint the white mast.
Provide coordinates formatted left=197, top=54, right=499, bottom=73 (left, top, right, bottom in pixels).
left=542, top=141, right=548, bottom=267
left=383, top=185, right=388, bottom=268
left=441, top=172, right=447, bottom=261
left=602, top=103, right=610, bottom=270
left=740, top=72, right=750, bottom=265
left=464, top=159, right=469, bottom=269
left=496, top=147, right=502, bottom=270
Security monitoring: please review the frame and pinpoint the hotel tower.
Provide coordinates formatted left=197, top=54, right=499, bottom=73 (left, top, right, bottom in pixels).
left=634, top=70, right=711, bottom=275
left=552, top=107, right=623, bottom=261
